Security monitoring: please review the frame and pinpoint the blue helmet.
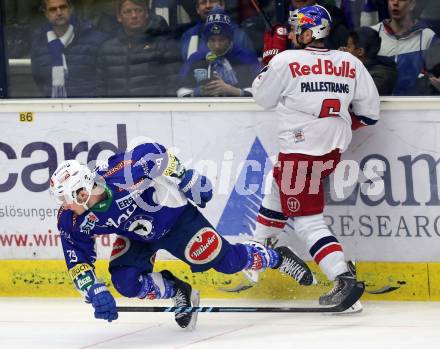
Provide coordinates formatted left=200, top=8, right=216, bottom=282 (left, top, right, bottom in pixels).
left=289, top=5, right=332, bottom=40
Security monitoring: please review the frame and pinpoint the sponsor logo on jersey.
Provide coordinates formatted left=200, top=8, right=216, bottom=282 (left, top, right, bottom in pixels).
left=69, top=263, right=93, bottom=280
left=163, top=151, right=185, bottom=178
left=115, top=190, right=141, bottom=210
left=289, top=59, right=356, bottom=79
left=185, top=227, right=222, bottom=264
left=287, top=197, right=300, bottom=213
left=102, top=160, right=133, bottom=178
left=110, top=236, right=130, bottom=260
left=293, top=128, right=305, bottom=143
left=75, top=272, right=94, bottom=292
left=116, top=178, right=146, bottom=192
left=105, top=203, right=137, bottom=228
left=80, top=212, right=99, bottom=235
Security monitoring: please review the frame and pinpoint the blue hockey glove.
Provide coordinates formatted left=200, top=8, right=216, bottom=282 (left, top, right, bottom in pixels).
left=178, top=169, right=213, bottom=208
left=86, top=283, right=118, bottom=322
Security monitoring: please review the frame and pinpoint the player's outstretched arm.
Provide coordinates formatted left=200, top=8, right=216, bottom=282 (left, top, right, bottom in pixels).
left=178, top=168, right=213, bottom=208
left=68, top=262, right=118, bottom=322
left=60, top=227, right=118, bottom=322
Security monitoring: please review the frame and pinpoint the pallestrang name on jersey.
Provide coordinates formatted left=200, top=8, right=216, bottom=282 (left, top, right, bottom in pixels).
left=301, top=81, right=350, bottom=93
left=289, top=58, right=356, bottom=79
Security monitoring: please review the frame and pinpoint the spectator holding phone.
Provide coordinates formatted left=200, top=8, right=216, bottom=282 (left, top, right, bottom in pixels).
left=178, top=7, right=261, bottom=97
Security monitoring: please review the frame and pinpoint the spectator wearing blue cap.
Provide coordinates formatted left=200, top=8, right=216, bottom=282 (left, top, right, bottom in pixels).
left=178, top=7, right=261, bottom=97
left=180, top=0, right=255, bottom=61
left=340, top=26, right=397, bottom=95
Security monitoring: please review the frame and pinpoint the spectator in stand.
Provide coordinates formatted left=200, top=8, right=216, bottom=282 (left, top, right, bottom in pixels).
left=178, top=7, right=260, bottom=97
left=96, top=0, right=182, bottom=97
left=340, top=26, right=397, bottom=95
left=289, top=0, right=349, bottom=49
left=31, top=0, right=107, bottom=97
left=371, top=0, right=440, bottom=95
left=180, top=0, right=255, bottom=61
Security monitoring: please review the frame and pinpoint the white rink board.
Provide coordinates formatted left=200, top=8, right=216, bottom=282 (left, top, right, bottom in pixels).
left=1, top=106, right=440, bottom=261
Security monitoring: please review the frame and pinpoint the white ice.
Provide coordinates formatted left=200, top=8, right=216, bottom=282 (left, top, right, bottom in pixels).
left=0, top=298, right=439, bottom=349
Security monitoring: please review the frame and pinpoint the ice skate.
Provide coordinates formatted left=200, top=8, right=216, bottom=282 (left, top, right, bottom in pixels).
left=161, top=270, right=200, bottom=330
left=319, top=272, right=358, bottom=306
left=336, top=261, right=363, bottom=313
left=274, top=246, right=314, bottom=286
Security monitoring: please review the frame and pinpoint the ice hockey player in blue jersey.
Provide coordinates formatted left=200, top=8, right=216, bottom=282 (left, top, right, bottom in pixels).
left=49, top=141, right=313, bottom=330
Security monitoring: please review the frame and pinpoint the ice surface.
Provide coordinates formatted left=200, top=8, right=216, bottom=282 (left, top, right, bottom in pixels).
left=0, top=298, right=439, bottom=349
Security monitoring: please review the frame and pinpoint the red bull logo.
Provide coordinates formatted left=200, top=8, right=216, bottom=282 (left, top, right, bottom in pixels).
left=298, top=13, right=316, bottom=26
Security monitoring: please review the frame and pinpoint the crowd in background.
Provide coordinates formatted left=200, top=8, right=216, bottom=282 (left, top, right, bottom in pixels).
left=2, top=0, right=440, bottom=97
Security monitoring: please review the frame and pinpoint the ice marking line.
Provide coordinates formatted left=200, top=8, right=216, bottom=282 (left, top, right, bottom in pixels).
left=79, top=323, right=163, bottom=349
left=174, top=323, right=255, bottom=349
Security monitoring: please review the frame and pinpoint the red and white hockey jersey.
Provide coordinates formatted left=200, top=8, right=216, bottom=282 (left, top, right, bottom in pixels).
left=252, top=47, right=380, bottom=155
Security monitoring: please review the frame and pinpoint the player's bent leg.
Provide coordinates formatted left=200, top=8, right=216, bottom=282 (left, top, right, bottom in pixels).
left=111, top=266, right=199, bottom=329
left=247, top=201, right=287, bottom=284
left=111, top=266, right=146, bottom=297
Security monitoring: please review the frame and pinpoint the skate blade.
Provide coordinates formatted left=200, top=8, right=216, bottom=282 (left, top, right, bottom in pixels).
left=185, top=289, right=200, bottom=331
left=218, top=270, right=258, bottom=293
left=326, top=300, right=363, bottom=315
left=242, top=269, right=260, bottom=283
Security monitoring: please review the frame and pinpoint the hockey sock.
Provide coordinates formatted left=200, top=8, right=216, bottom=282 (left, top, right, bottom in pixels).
left=242, top=241, right=280, bottom=270
left=287, top=214, right=348, bottom=281
left=136, top=272, right=176, bottom=300
left=254, top=205, right=287, bottom=243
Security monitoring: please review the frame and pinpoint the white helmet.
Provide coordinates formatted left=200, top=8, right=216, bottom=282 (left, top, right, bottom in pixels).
left=49, top=160, right=94, bottom=207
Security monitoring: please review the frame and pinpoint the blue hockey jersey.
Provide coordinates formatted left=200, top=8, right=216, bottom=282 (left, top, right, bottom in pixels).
left=57, top=143, right=188, bottom=273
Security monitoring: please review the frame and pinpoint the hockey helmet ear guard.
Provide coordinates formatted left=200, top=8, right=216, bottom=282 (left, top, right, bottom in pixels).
left=49, top=160, right=94, bottom=206
left=288, top=5, right=332, bottom=41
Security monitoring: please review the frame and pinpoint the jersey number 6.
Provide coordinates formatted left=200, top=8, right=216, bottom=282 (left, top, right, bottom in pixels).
left=319, top=99, right=341, bottom=118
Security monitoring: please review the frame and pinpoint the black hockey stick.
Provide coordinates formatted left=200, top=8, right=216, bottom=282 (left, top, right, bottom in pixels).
left=250, top=0, right=274, bottom=32
left=117, top=281, right=364, bottom=314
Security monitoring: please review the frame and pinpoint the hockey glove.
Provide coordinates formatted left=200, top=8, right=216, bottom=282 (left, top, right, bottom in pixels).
left=178, top=169, right=213, bottom=208
left=86, top=283, right=118, bottom=322
left=262, top=25, right=288, bottom=66
left=349, top=110, right=368, bottom=130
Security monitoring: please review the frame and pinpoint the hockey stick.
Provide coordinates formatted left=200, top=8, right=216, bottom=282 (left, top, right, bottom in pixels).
left=117, top=281, right=364, bottom=314
left=250, top=0, right=274, bottom=32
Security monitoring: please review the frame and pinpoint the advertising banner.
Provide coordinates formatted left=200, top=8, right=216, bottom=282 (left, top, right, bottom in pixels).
left=1, top=109, right=439, bottom=262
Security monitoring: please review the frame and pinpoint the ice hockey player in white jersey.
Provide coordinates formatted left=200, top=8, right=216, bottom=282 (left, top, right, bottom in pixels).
left=252, top=5, right=380, bottom=309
